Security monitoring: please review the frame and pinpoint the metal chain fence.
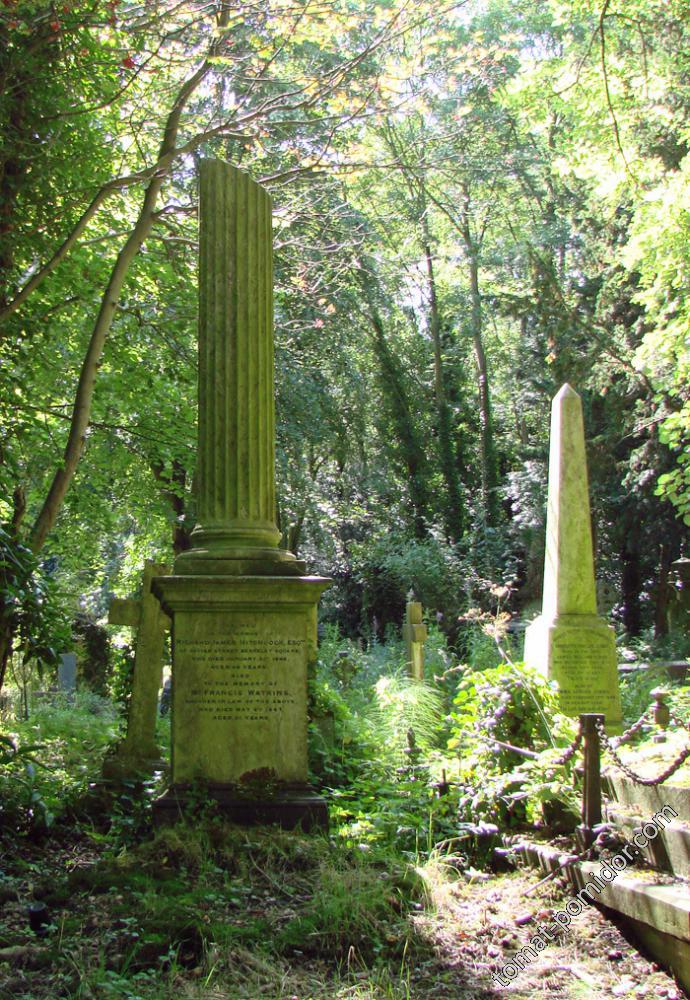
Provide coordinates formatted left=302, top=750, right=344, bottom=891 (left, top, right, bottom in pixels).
left=595, top=717, right=690, bottom=787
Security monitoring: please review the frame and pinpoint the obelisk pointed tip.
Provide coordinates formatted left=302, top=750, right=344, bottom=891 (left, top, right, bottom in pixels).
left=555, top=383, right=579, bottom=402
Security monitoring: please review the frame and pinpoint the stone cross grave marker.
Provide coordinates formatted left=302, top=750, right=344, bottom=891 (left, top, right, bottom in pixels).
left=105, top=560, right=171, bottom=773
left=524, top=384, right=622, bottom=731
left=403, top=601, right=427, bottom=681
left=58, top=653, right=77, bottom=694
left=152, top=161, right=330, bottom=829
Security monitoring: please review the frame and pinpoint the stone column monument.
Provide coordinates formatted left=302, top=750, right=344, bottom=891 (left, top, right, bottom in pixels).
left=152, top=160, right=329, bottom=828
left=524, top=384, right=622, bottom=731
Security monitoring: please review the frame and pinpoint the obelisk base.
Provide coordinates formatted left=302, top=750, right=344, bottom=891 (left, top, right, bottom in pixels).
left=151, top=574, right=329, bottom=830
left=524, top=613, right=623, bottom=732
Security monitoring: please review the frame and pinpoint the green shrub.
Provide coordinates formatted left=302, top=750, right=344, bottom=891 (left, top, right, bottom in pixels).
left=447, top=661, right=579, bottom=827
left=0, top=691, right=121, bottom=835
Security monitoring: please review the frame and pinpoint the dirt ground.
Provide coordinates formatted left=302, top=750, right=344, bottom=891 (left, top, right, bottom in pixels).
left=413, top=865, right=686, bottom=999
left=0, top=838, right=686, bottom=999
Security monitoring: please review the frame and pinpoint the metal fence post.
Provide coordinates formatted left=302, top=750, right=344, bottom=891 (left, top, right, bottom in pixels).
left=577, top=713, right=604, bottom=850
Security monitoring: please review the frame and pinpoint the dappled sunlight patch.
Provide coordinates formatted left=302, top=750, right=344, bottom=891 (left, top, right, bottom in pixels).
left=412, top=867, right=681, bottom=999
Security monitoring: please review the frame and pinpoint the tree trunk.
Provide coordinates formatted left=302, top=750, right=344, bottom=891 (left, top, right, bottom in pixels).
left=621, top=533, right=642, bottom=636
left=0, top=487, right=28, bottom=691
left=152, top=459, right=192, bottom=556
left=459, top=183, right=499, bottom=527
left=654, top=543, right=675, bottom=639
left=28, top=55, right=216, bottom=554
left=359, top=270, right=429, bottom=538
left=0, top=624, right=12, bottom=696
left=423, top=236, right=465, bottom=542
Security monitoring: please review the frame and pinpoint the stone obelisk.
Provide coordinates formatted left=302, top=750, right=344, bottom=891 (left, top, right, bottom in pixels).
left=152, top=161, right=329, bottom=827
left=524, top=385, right=622, bottom=731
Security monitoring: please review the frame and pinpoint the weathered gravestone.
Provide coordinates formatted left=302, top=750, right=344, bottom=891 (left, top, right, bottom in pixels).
left=58, top=653, right=77, bottom=694
left=403, top=601, right=427, bottom=681
left=103, top=560, right=171, bottom=776
left=524, top=384, right=623, bottom=731
left=152, top=161, right=330, bottom=828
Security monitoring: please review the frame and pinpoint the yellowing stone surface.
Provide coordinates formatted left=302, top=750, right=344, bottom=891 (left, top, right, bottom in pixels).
left=524, top=385, right=622, bottom=730
left=154, top=576, right=328, bottom=787
left=152, top=161, right=329, bottom=826
left=105, top=560, right=171, bottom=772
left=175, top=161, right=302, bottom=577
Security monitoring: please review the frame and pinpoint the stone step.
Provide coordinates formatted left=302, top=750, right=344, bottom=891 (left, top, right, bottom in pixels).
left=604, top=802, right=690, bottom=877
left=510, top=839, right=690, bottom=993
left=604, top=773, right=690, bottom=824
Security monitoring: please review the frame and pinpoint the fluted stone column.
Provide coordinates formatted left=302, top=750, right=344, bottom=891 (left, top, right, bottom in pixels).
left=152, top=160, right=329, bottom=829
left=524, top=385, right=622, bottom=730
left=176, top=160, right=301, bottom=575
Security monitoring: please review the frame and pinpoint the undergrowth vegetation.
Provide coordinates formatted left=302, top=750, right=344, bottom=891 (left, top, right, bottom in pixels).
left=1, top=617, right=689, bottom=997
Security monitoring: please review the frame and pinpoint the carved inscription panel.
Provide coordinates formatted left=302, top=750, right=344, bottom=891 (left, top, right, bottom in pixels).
left=550, top=630, right=620, bottom=719
left=172, top=608, right=311, bottom=783
left=176, top=624, right=305, bottom=723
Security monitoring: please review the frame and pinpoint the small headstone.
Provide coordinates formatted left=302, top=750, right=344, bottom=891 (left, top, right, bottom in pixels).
left=103, top=560, right=171, bottom=776
left=523, top=385, right=622, bottom=731
left=58, top=653, right=77, bottom=693
left=403, top=601, right=427, bottom=681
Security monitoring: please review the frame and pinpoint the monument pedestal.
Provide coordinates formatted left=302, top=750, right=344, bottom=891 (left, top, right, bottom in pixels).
left=152, top=782, right=327, bottom=829
left=151, top=574, right=329, bottom=830
left=524, top=612, right=622, bottom=731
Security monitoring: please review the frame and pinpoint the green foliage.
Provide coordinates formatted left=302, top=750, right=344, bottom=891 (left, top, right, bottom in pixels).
left=0, top=732, right=53, bottom=832
left=108, top=641, right=136, bottom=715
left=348, top=533, right=466, bottom=634
left=72, top=613, right=112, bottom=695
left=58, top=820, right=428, bottom=989
left=1, top=0, right=688, bottom=658
left=618, top=663, right=677, bottom=726
left=0, top=526, right=70, bottom=678
left=447, top=661, right=579, bottom=826
left=0, top=691, right=120, bottom=835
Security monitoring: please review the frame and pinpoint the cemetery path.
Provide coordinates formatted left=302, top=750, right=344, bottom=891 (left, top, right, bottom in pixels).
left=413, top=867, right=684, bottom=999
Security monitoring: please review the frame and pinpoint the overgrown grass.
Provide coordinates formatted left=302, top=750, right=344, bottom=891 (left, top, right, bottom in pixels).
left=1, top=819, right=432, bottom=999
left=3, top=620, right=689, bottom=998
left=0, top=691, right=125, bottom=835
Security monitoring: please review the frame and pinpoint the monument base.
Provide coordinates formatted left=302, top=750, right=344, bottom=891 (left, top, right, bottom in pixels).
left=524, top=612, right=623, bottom=732
left=152, top=782, right=328, bottom=831
left=151, top=573, right=330, bottom=830
left=174, top=541, right=306, bottom=577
